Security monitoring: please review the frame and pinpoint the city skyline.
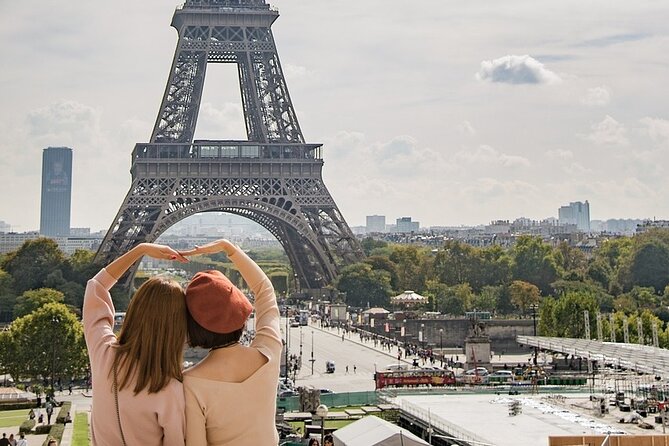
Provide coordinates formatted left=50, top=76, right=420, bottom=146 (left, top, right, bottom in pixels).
left=1, top=1, right=668, bottom=232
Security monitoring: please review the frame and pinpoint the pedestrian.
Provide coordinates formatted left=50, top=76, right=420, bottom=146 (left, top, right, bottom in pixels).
left=0, top=433, right=10, bottom=446
left=28, top=409, right=34, bottom=420
left=345, top=365, right=349, bottom=374
left=181, top=239, right=281, bottom=445
left=84, top=243, right=189, bottom=445
left=353, top=365, right=357, bottom=374
left=68, top=384, right=72, bottom=395
left=15, top=433, right=26, bottom=446
left=47, top=439, right=57, bottom=446
left=323, top=434, right=334, bottom=446
left=45, top=402, right=53, bottom=425
left=38, top=413, right=43, bottom=424
left=308, top=439, right=319, bottom=446
left=8, top=434, right=15, bottom=446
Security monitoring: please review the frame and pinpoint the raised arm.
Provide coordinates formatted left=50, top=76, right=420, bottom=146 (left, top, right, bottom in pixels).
left=83, top=244, right=188, bottom=362
left=180, top=240, right=281, bottom=353
left=105, top=243, right=188, bottom=280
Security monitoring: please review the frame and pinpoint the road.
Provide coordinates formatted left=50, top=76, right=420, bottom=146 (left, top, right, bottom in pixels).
left=283, top=320, right=407, bottom=392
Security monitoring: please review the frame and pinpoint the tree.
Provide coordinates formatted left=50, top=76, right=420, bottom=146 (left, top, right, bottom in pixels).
left=388, top=245, right=427, bottom=293
left=508, top=280, right=540, bottom=316
left=0, top=269, right=16, bottom=322
left=13, top=288, right=65, bottom=318
left=360, top=237, right=389, bottom=256
left=365, top=256, right=400, bottom=291
left=628, top=240, right=669, bottom=292
left=476, top=246, right=512, bottom=290
left=0, top=238, right=66, bottom=294
left=335, top=263, right=392, bottom=308
left=0, top=302, right=88, bottom=383
left=554, top=241, right=588, bottom=281
left=511, top=236, right=558, bottom=295
left=431, top=283, right=474, bottom=315
left=550, top=291, right=598, bottom=338
left=472, top=286, right=498, bottom=313
left=433, top=240, right=478, bottom=287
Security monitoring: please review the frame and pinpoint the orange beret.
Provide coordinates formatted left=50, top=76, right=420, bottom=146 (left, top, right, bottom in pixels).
left=185, top=270, right=252, bottom=334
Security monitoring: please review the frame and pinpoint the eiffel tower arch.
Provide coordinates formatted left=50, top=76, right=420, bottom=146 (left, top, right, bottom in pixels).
left=96, top=0, right=364, bottom=289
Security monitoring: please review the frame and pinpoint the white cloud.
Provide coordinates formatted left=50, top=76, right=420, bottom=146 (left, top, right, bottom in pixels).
left=475, top=55, right=562, bottom=85
left=195, top=102, right=246, bottom=139
left=546, top=149, right=574, bottom=160
left=26, top=100, right=103, bottom=148
left=458, top=120, right=476, bottom=136
left=640, top=117, right=669, bottom=146
left=454, top=145, right=530, bottom=168
left=585, top=115, right=628, bottom=145
left=283, top=63, right=312, bottom=80
left=582, top=86, right=611, bottom=106
left=564, top=162, right=592, bottom=175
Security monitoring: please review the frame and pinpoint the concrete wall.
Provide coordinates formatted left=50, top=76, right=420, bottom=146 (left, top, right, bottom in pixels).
left=362, top=318, right=535, bottom=354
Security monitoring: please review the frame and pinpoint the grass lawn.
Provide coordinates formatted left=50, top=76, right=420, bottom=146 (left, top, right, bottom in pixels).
left=71, top=412, right=90, bottom=446
left=0, top=409, right=29, bottom=428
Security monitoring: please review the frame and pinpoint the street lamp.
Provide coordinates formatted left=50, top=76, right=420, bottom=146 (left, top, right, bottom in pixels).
left=310, top=330, right=315, bottom=375
left=284, top=304, right=290, bottom=378
left=50, top=316, right=60, bottom=396
left=439, top=328, right=444, bottom=367
left=402, top=319, right=407, bottom=350
left=530, top=303, right=539, bottom=365
left=420, top=323, right=425, bottom=350
left=316, top=404, right=329, bottom=445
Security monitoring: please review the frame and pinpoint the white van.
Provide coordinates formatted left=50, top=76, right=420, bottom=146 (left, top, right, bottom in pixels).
left=384, top=363, right=410, bottom=371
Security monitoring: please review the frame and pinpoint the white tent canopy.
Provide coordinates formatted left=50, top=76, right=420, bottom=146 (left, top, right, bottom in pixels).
left=391, top=290, right=428, bottom=305
left=333, top=415, right=429, bottom=446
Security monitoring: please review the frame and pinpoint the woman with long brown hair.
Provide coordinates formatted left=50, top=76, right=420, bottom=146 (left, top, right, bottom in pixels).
left=83, top=243, right=189, bottom=445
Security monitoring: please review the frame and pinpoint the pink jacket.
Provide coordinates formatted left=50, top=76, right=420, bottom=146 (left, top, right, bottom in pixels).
left=84, top=269, right=185, bottom=446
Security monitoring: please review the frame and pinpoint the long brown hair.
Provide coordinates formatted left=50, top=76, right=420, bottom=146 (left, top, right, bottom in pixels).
left=112, top=276, right=187, bottom=394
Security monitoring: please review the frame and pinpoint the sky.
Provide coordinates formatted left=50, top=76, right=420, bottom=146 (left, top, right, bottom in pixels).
left=1, top=0, right=668, bottom=232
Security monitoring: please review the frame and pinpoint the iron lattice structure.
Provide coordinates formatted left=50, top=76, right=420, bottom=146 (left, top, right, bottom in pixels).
left=96, top=0, right=364, bottom=288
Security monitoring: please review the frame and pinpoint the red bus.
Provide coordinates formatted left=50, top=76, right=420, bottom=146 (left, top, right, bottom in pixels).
left=375, top=369, right=456, bottom=389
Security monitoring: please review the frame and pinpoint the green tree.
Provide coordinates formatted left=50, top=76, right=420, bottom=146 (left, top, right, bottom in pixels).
left=364, top=255, right=400, bottom=291
left=551, top=291, right=599, bottom=338
left=0, top=302, right=88, bottom=383
left=360, top=237, right=389, bottom=256
left=13, top=288, right=65, bottom=318
left=335, top=263, right=391, bottom=308
left=511, top=236, right=558, bottom=294
left=0, top=269, right=16, bottom=321
left=388, top=245, right=426, bottom=292
left=476, top=246, right=512, bottom=290
left=0, top=238, right=66, bottom=294
left=554, top=241, right=588, bottom=280
left=431, top=283, right=474, bottom=315
left=508, top=280, right=541, bottom=316
left=628, top=240, right=669, bottom=292
left=472, top=286, right=498, bottom=313
left=433, top=240, right=478, bottom=287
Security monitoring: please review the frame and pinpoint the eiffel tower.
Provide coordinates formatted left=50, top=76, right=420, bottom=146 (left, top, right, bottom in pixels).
left=96, top=0, right=364, bottom=289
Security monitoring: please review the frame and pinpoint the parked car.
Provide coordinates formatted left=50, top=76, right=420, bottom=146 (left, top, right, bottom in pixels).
left=326, top=360, right=336, bottom=373
left=384, top=363, right=409, bottom=371
left=319, top=388, right=333, bottom=394
left=489, top=370, right=514, bottom=382
left=278, top=389, right=298, bottom=397
left=464, top=367, right=489, bottom=376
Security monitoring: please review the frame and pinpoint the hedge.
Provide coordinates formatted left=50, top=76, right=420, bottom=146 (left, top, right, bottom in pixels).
left=19, top=419, right=35, bottom=434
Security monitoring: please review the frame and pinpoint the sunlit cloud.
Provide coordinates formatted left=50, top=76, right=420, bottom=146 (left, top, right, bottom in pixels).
left=475, top=55, right=562, bottom=85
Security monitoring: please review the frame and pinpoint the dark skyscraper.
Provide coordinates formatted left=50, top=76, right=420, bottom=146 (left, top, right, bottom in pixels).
left=40, top=147, right=72, bottom=237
